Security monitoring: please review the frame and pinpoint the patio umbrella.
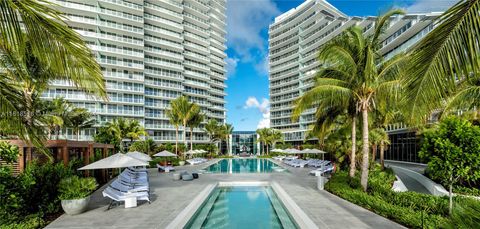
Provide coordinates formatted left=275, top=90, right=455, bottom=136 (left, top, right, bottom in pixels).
left=185, top=150, right=198, bottom=155
left=126, top=151, right=152, bottom=161
left=303, top=149, right=327, bottom=160
left=271, top=148, right=284, bottom=153
left=285, top=148, right=301, bottom=154
left=153, top=150, right=177, bottom=157
left=78, top=153, right=148, bottom=170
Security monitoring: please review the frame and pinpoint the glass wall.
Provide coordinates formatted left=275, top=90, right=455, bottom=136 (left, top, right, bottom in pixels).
left=231, top=131, right=259, bottom=156
left=384, top=131, right=423, bottom=163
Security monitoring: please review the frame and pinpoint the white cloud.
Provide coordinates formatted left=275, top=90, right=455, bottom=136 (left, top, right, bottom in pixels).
left=244, top=96, right=270, bottom=129
left=257, top=112, right=270, bottom=129
left=225, top=57, right=239, bottom=78
left=226, top=0, right=279, bottom=70
left=404, top=0, right=457, bottom=13
left=254, top=55, right=269, bottom=77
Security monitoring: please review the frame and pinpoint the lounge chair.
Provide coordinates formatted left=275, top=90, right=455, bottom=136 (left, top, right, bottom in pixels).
left=157, top=164, right=175, bottom=172
left=102, top=187, right=150, bottom=210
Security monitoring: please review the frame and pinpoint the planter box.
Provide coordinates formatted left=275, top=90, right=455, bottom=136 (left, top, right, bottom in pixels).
left=61, top=196, right=90, bottom=215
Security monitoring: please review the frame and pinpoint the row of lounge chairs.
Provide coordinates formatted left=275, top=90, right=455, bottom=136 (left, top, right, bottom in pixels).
left=281, top=158, right=334, bottom=175
left=102, top=167, right=150, bottom=209
left=186, top=157, right=208, bottom=165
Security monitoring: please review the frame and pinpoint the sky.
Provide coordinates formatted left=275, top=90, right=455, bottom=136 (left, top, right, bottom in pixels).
left=224, top=0, right=457, bottom=131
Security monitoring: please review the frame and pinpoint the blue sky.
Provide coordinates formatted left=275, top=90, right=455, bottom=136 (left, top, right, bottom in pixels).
left=224, top=0, right=456, bottom=131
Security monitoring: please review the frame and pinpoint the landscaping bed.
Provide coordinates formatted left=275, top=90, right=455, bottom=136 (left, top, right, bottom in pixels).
left=325, top=168, right=480, bottom=228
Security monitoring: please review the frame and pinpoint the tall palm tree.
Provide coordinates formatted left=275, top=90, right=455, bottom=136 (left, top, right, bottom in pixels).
left=223, top=123, right=234, bottom=155
left=166, top=108, right=181, bottom=155
left=129, top=138, right=158, bottom=156
left=105, top=118, right=146, bottom=153
left=403, top=0, right=480, bottom=124
left=204, top=119, right=221, bottom=153
left=68, top=108, right=95, bottom=141
left=256, top=128, right=270, bottom=155
left=268, top=129, right=283, bottom=152
left=170, top=96, right=197, bottom=149
left=48, top=97, right=74, bottom=139
left=0, top=1, right=106, bottom=156
left=187, top=107, right=204, bottom=151
left=292, top=9, right=406, bottom=191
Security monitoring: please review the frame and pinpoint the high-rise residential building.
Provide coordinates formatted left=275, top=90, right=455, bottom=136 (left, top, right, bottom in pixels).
left=268, top=0, right=439, bottom=147
left=43, top=0, right=227, bottom=143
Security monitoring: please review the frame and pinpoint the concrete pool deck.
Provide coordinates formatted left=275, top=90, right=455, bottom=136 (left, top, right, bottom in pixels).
left=47, top=159, right=405, bottom=229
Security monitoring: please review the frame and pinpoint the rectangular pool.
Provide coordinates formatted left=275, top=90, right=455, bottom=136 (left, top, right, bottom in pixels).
left=204, top=159, right=286, bottom=173
left=185, top=185, right=298, bottom=229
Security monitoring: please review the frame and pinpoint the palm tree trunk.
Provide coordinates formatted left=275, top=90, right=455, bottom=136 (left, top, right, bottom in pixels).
left=380, top=140, right=385, bottom=170
left=183, top=123, right=187, bottom=148
left=76, top=129, right=80, bottom=141
left=349, top=115, right=357, bottom=178
left=360, top=107, right=370, bottom=192
left=190, top=128, right=193, bottom=151
left=371, top=144, right=377, bottom=166
left=266, top=144, right=269, bottom=155
left=175, top=126, right=179, bottom=155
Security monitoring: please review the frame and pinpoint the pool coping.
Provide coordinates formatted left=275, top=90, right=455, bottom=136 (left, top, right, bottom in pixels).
left=166, top=181, right=318, bottom=229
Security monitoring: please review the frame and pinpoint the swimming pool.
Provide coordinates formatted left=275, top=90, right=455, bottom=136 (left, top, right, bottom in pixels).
left=185, top=185, right=298, bottom=229
left=205, top=158, right=286, bottom=173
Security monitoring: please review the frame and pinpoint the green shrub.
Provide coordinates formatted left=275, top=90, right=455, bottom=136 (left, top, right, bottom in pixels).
left=149, top=157, right=179, bottom=167
left=58, top=176, right=97, bottom=200
left=326, top=171, right=449, bottom=228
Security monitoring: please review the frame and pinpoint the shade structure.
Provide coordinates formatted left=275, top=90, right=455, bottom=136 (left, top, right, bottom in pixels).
left=197, top=149, right=207, bottom=153
left=271, top=149, right=284, bottom=153
left=185, top=149, right=199, bottom=155
left=126, top=151, right=152, bottom=161
left=78, top=153, right=148, bottom=170
left=285, top=148, right=301, bottom=154
left=153, top=150, right=177, bottom=157
left=302, top=149, right=327, bottom=154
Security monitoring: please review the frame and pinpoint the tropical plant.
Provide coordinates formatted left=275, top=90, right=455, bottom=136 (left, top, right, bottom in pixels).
left=256, top=128, right=269, bottom=155
left=103, top=118, right=147, bottom=152
left=292, top=9, right=406, bottom=191
left=93, top=126, right=120, bottom=150
left=187, top=107, right=204, bottom=151
left=204, top=119, right=222, bottom=153
left=419, top=116, right=480, bottom=214
left=223, top=123, right=234, bottom=155
left=166, top=107, right=181, bottom=155
left=0, top=142, right=18, bottom=164
left=58, top=176, right=97, bottom=200
left=68, top=108, right=95, bottom=141
left=268, top=128, right=283, bottom=151
left=0, top=1, right=106, bottom=158
left=129, top=138, right=158, bottom=156
left=169, top=96, right=198, bottom=149
left=369, top=128, right=389, bottom=167
left=403, top=0, right=480, bottom=125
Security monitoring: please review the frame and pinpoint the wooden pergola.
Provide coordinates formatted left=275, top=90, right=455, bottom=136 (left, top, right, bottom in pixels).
left=0, top=139, right=115, bottom=174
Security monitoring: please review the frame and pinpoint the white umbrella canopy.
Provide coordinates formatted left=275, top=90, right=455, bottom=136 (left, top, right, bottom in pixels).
left=78, top=153, right=148, bottom=170
left=303, top=149, right=327, bottom=154
left=153, top=150, right=177, bottom=157
left=185, top=149, right=198, bottom=155
left=126, top=151, right=152, bottom=161
left=271, top=149, right=284, bottom=153
left=285, top=148, right=301, bottom=154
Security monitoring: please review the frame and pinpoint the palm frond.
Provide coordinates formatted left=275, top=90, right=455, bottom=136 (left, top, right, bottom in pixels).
left=403, top=0, right=480, bottom=124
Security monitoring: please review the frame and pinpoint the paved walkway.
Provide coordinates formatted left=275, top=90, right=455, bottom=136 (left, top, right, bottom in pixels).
left=47, top=159, right=404, bottom=229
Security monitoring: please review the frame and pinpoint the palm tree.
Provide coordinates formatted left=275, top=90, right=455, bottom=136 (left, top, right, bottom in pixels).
left=256, top=128, right=270, bottom=155
left=268, top=129, right=284, bottom=152
left=129, top=138, right=158, bottom=156
left=48, top=97, right=74, bottom=139
left=403, top=0, right=480, bottom=125
left=170, top=96, right=197, bottom=149
left=166, top=108, right=181, bottom=155
left=204, top=119, right=221, bottom=153
left=105, top=118, right=146, bottom=153
left=187, top=107, right=204, bottom=151
left=292, top=10, right=406, bottom=191
left=223, top=124, right=234, bottom=155
left=68, top=108, right=95, bottom=141
left=0, top=1, right=106, bottom=156
left=125, top=119, right=147, bottom=144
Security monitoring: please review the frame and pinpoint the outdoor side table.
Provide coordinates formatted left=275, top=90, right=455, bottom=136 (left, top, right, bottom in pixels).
left=124, top=196, right=137, bottom=208
left=173, top=173, right=181, bottom=180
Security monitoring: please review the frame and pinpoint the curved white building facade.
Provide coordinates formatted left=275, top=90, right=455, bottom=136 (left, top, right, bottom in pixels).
left=44, top=0, right=227, bottom=143
left=269, top=0, right=439, bottom=142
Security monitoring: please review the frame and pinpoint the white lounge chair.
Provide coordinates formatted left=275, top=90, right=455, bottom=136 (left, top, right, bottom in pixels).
left=102, top=187, right=150, bottom=210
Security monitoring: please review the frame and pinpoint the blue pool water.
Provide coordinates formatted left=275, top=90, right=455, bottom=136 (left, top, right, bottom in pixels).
left=185, top=186, right=298, bottom=229
left=205, top=159, right=285, bottom=173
